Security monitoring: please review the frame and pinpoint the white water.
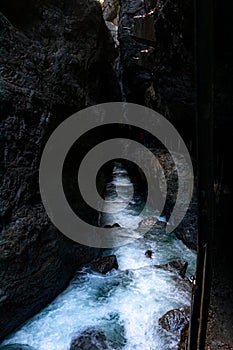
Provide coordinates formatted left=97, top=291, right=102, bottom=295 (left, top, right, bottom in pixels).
left=1, top=163, right=196, bottom=350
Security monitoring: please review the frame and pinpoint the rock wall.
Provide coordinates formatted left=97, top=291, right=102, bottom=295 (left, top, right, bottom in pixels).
left=0, top=0, right=198, bottom=340
left=118, top=0, right=195, bottom=146
left=0, top=0, right=120, bottom=340
left=117, top=0, right=197, bottom=250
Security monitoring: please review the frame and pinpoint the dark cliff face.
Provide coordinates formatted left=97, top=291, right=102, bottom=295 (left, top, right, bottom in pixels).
left=118, top=0, right=197, bottom=250
left=0, top=0, right=120, bottom=340
left=118, top=0, right=195, bottom=147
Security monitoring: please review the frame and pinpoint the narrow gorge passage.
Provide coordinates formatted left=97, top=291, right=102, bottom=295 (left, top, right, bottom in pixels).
left=1, top=163, right=196, bottom=350
left=1, top=0, right=232, bottom=349
left=0, top=0, right=199, bottom=348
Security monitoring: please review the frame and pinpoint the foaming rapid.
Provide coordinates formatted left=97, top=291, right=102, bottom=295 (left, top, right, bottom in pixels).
left=1, top=163, right=196, bottom=350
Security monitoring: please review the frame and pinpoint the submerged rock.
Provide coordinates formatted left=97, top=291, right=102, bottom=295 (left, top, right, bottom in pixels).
left=103, top=223, right=121, bottom=228
left=70, top=329, right=111, bottom=350
left=0, top=345, right=37, bottom=350
left=70, top=320, right=126, bottom=350
left=138, top=217, right=166, bottom=229
left=154, top=260, right=188, bottom=278
left=145, top=249, right=154, bottom=258
left=88, top=255, right=119, bottom=274
left=171, top=275, right=193, bottom=295
left=159, top=307, right=190, bottom=335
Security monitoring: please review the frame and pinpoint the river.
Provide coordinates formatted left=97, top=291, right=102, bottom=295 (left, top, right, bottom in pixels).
left=1, top=162, right=196, bottom=350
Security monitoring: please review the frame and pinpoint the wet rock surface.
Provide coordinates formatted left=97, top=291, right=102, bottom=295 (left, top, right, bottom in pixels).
left=101, top=0, right=120, bottom=23
left=123, top=147, right=198, bottom=251
left=0, top=345, right=37, bottom=350
left=103, top=223, right=121, bottom=228
left=171, top=274, right=194, bottom=295
left=118, top=0, right=154, bottom=104
left=145, top=249, right=154, bottom=258
left=159, top=307, right=190, bottom=350
left=88, top=255, right=119, bottom=274
left=173, top=197, right=198, bottom=251
left=70, top=314, right=126, bottom=350
left=0, top=0, right=120, bottom=340
left=154, top=259, right=188, bottom=278
left=138, top=217, right=166, bottom=229
left=159, top=307, right=190, bottom=335
left=70, top=329, right=111, bottom=350
left=178, top=322, right=189, bottom=350
left=118, top=0, right=195, bottom=141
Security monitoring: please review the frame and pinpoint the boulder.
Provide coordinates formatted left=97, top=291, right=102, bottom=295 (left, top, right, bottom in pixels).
left=171, top=275, right=193, bottom=294
left=138, top=217, right=166, bottom=229
left=154, top=260, right=188, bottom=278
left=145, top=249, right=154, bottom=258
left=70, top=329, right=110, bottom=350
left=88, top=255, right=119, bottom=274
left=159, top=307, right=190, bottom=335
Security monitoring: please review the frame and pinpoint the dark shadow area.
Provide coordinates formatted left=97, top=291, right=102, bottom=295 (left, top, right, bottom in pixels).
left=62, top=123, right=177, bottom=225
left=189, top=0, right=233, bottom=348
left=0, top=0, right=35, bottom=27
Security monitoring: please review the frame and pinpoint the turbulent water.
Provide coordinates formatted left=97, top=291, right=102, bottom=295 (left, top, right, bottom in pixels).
left=1, top=163, right=196, bottom=350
